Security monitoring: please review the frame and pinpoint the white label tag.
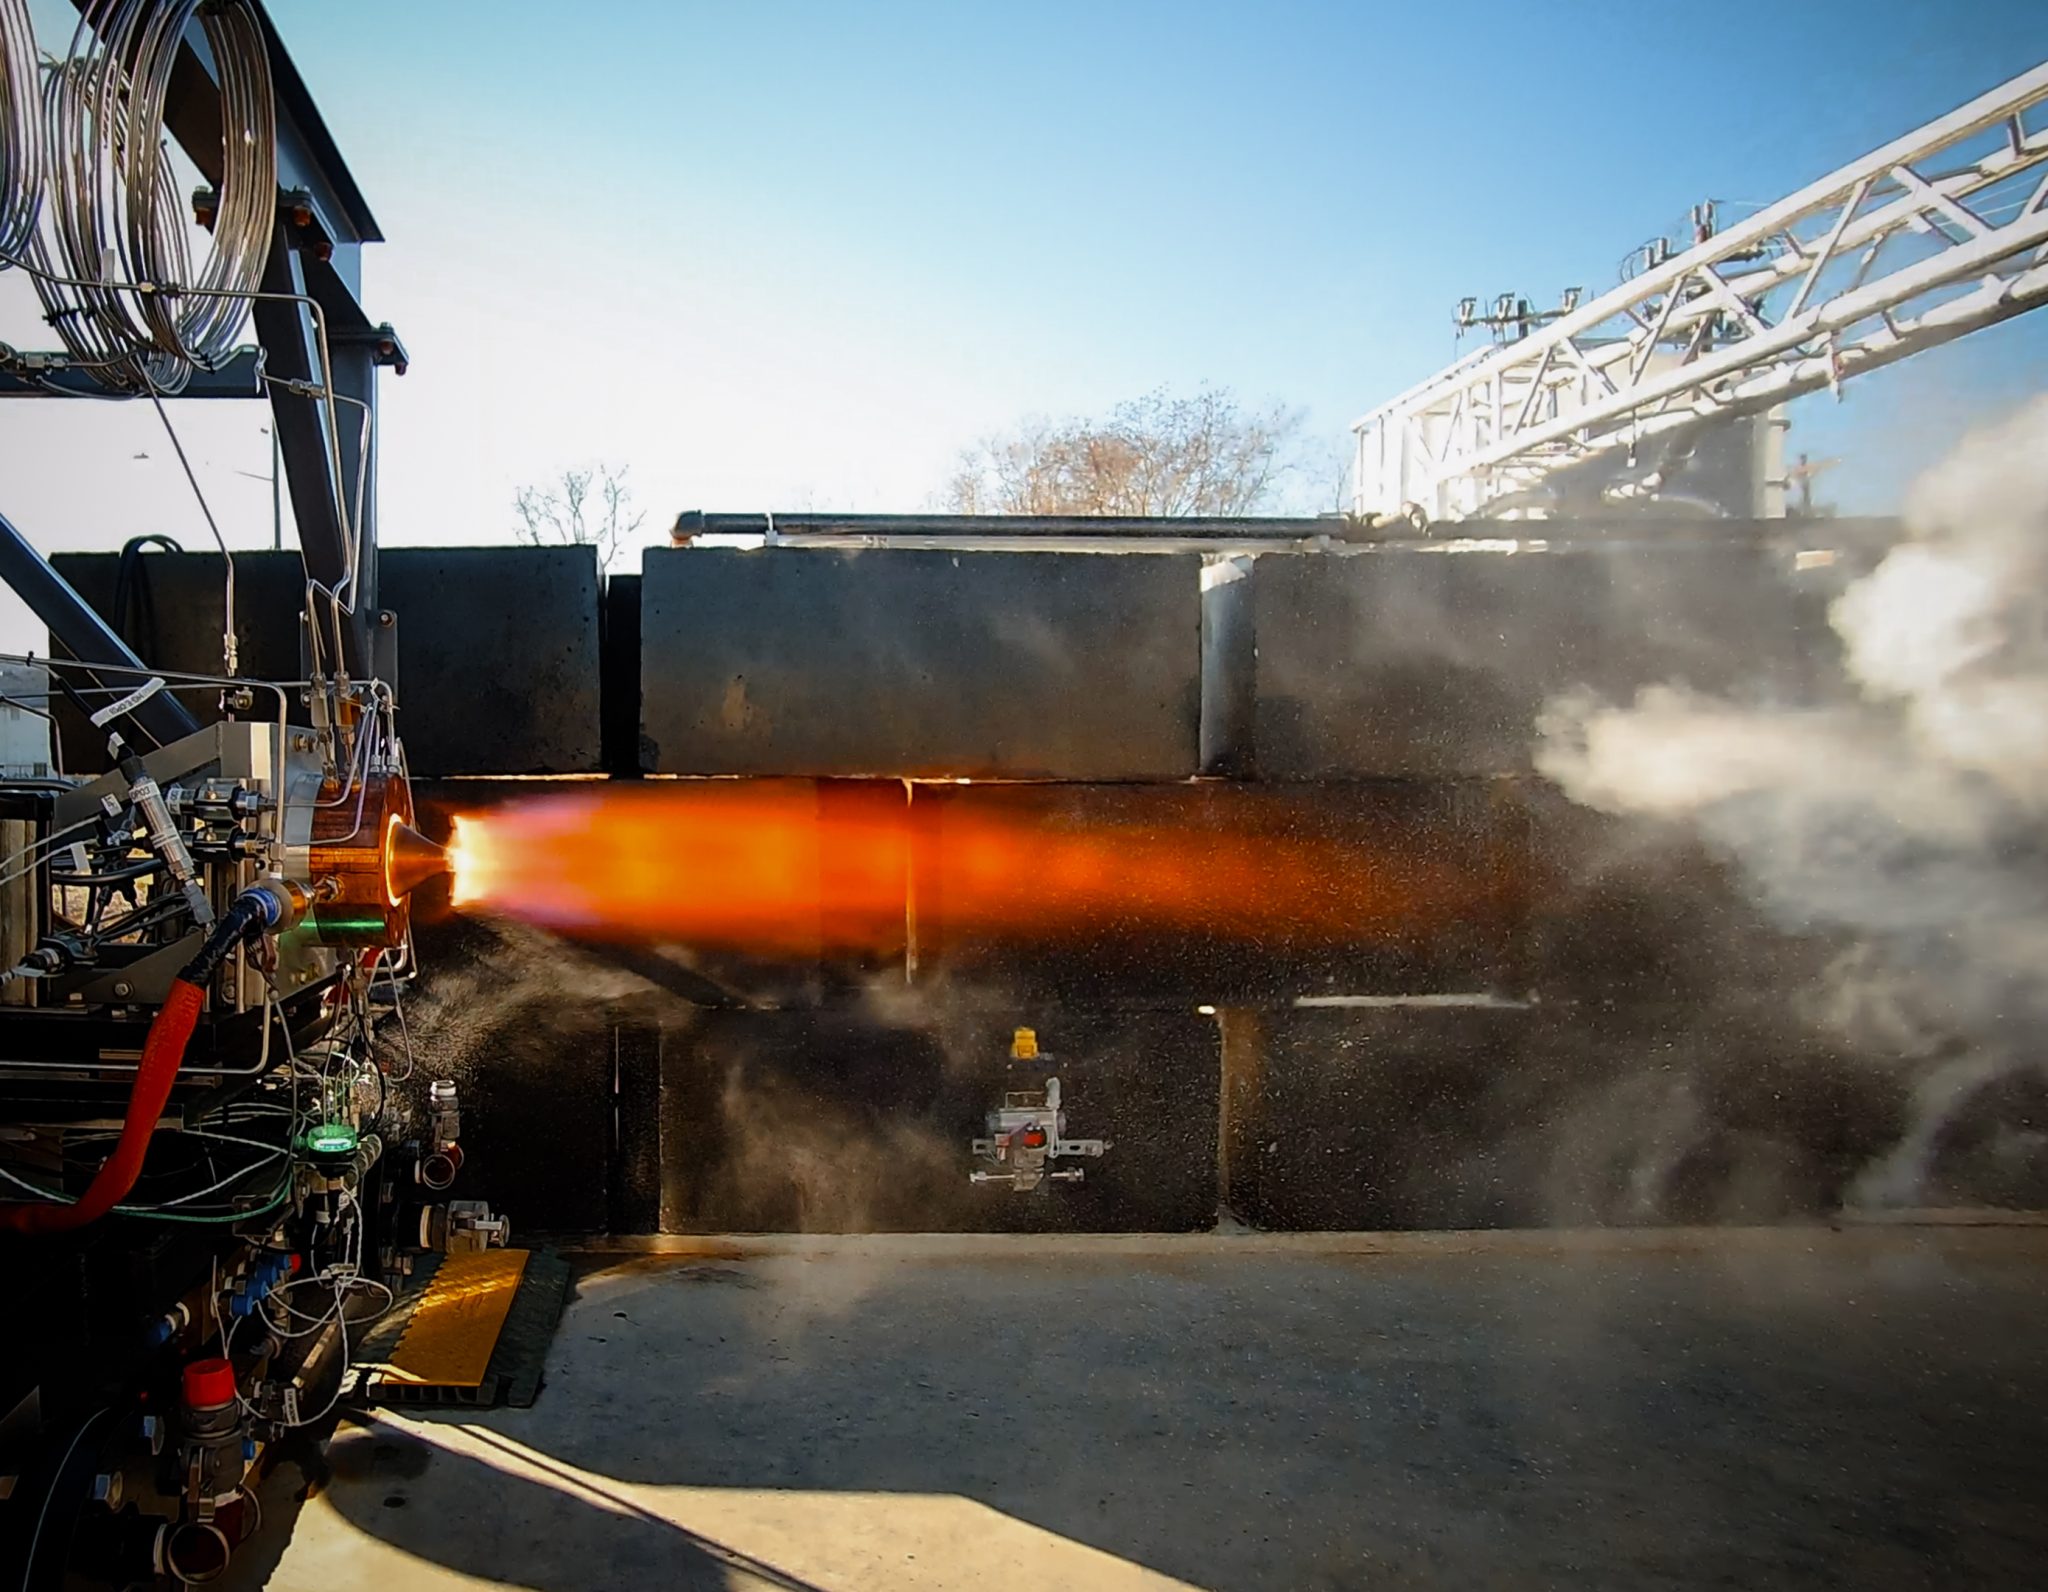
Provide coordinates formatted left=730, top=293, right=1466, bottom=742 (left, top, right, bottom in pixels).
left=91, top=676, right=169, bottom=729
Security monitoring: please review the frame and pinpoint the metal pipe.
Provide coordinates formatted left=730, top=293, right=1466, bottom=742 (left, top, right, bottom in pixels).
left=674, top=510, right=1346, bottom=542
left=0, top=510, right=200, bottom=746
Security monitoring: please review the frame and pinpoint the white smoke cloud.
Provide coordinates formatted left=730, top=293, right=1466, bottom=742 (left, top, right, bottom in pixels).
left=1537, top=395, right=2048, bottom=1208
left=1841, top=397, right=2048, bottom=803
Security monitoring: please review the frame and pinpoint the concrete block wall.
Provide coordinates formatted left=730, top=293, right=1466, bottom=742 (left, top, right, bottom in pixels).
left=54, top=527, right=2048, bottom=1231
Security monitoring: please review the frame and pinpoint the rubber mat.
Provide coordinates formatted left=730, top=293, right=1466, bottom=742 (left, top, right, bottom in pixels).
left=379, top=1248, right=527, bottom=1387
left=355, top=1248, right=572, bottom=1409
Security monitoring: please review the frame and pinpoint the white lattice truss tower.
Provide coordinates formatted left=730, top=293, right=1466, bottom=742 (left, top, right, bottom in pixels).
left=1353, top=61, right=2048, bottom=520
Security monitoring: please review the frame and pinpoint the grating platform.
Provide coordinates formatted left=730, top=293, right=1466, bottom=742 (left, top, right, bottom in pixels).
left=354, top=1248, right=571, bottom=1409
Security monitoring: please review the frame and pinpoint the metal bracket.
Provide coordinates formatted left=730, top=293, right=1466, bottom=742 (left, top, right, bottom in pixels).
left=368, top=610, right=398, bottom=704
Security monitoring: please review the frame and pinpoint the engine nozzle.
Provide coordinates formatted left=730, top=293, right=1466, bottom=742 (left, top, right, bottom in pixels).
left=384, top=818, right=448, bottom=904
left=300, top=776, right=447, bottom=947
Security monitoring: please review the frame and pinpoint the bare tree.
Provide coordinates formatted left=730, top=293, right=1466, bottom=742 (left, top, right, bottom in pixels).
left=512, top=463, right=648, bottom=569
left=945, top=388, right=1303, bottom=516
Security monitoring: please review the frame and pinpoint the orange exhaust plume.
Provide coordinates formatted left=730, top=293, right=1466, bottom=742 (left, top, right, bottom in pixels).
left=446, top=783, right=1508, bottom=955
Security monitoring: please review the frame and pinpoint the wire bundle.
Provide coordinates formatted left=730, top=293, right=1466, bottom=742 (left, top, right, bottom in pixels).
left=0, top=1117, right=293, bottom=1221
left=33, top=0, right=276, bottom=391
left=0, top=0, right=36, bottom=263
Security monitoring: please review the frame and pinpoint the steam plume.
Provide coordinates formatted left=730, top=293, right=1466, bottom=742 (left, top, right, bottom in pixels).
left=1537, top=396, right=2048, bottom=1208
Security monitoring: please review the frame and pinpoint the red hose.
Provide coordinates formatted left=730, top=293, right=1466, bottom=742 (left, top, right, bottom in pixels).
left=0, top=978, right=205, bottom=1234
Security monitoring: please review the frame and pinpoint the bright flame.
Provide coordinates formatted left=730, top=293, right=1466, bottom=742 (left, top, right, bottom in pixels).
left=443, top=783, right=1510, bottom=955
left=446, top=813, right=493, bottom=909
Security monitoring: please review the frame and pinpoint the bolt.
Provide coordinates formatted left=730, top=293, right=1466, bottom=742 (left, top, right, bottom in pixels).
left=291, top=734, right=314, bottom=753
left=112, top=981, right=131, bottom=998
left=378, top=611, right=395, bottom=628
left=89, top=1472, right=122, bottom=1507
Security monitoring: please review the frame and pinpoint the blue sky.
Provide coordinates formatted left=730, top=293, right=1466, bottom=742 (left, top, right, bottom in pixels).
left=3, top=0, right=2047, bottom=648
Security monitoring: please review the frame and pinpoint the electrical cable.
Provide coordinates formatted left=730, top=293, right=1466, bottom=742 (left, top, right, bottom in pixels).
left=64, top=1124, right=296, bottom=1162
left=219, top=1186, right=385, bottom=1429
left=380, top=951, right=416, bottom=1083
left=48, top=857, right=159, bottom=886
left=110, top=532, right=184, bottom=648
left=0, top=1158, right=286, bottom=1218
left=0, top=814, right=108, bottom=892
left=0, top=980, right=200, bottom=1231
left=75, top=889, right=184, bottom=945
left=0, top=1093, right=295, bottom=1215
left=139, top=376, right=238, bottom=671
left=0, top=1033, right=297, bottom=1255
left=0, top=883, right=283, bottom=1233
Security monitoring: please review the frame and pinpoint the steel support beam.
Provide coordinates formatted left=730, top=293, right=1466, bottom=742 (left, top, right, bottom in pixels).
left=250, top=233, right=360, bottom=669
left=0, top=512, right=202, bottom=748
left=72, top=0, right=402, bottom=679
